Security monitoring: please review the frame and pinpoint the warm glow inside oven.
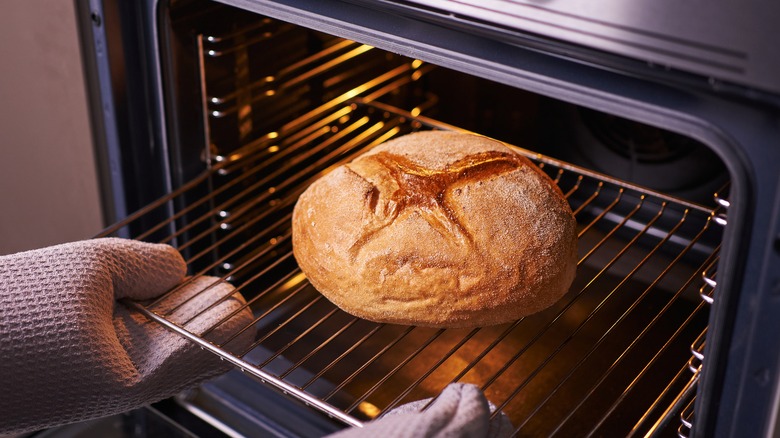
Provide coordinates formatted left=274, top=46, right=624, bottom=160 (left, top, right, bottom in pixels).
left=99, top=2, right=732, bottom=436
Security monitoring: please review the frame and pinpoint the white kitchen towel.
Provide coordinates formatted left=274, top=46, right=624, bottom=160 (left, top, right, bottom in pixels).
left=329, top=383, right=513, bottom=438
left=0, top=238, right=255, bottom=435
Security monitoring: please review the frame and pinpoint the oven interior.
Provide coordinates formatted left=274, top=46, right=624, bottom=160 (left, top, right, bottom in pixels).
left=99, top=1, right=732, bottom=436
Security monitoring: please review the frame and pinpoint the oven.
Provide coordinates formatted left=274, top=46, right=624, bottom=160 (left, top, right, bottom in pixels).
left=73, top=0, right=780, bottom=436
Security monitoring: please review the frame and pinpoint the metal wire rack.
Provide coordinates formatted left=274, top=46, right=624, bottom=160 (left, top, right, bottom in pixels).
left=660, top=185, right=727, bottom=438
left=103, top=99, right=722, bottom=436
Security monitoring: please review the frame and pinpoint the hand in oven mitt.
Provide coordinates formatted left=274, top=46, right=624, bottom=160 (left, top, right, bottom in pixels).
left=0, top=238, right=255, bottom=435
left=329, top=383, right=513, bottom=438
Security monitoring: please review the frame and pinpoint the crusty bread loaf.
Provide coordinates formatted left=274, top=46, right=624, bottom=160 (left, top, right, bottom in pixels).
left=292, top=131, right=577, bottom=328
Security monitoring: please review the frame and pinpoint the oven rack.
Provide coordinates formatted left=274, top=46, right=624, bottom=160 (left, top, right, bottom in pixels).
left=104, top=100, right=721, bottom=436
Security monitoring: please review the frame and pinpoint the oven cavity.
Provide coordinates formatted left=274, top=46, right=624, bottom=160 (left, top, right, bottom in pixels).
left=103, top=2, right=730, bottom=436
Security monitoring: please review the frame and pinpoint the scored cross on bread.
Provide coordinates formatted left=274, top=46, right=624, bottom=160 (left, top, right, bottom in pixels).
left=345, top=150, right=527, bottom=252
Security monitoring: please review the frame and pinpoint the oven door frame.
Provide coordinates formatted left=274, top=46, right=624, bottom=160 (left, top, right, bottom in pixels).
left=77, top=0, right=780, bottom=436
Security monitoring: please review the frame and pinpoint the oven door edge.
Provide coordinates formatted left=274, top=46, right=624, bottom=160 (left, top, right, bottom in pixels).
left=76, top=0, right=175, bottom=229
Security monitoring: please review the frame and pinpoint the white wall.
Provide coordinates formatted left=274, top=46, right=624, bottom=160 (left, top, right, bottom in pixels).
left=0, top=0, right=103, bottom=254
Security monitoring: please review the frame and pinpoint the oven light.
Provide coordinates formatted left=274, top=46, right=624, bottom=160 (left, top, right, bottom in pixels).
left=281, top=272, right=307, bottom=291
left=356, top=401, right=381, bottom=419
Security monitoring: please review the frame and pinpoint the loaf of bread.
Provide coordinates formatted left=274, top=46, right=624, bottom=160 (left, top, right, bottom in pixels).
left=292, top=131, right=577, bottom=328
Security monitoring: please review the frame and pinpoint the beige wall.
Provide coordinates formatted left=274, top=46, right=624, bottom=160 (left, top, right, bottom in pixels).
left=0, top=0, right=103, bottom=254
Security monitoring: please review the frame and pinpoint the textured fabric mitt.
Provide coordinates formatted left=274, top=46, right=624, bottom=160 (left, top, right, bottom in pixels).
left=329, top=383, right=513, bottom=438
left=0, top=238, right=256, bottom=435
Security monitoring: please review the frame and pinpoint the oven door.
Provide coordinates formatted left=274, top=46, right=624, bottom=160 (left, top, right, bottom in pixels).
left=77, top=1, right=780, bottom=437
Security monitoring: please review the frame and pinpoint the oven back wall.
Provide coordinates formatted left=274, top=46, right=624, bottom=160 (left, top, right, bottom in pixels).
left=0, top=0, right=102, bottom=254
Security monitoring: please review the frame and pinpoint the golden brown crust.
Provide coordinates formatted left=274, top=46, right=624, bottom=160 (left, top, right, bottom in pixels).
left=292, top=131, right=577, bottom=328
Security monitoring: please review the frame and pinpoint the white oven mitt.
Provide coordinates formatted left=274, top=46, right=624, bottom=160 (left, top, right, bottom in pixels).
left=0, top=238, right=256, bottom=435
left=329, top=383, right=513, bottom=438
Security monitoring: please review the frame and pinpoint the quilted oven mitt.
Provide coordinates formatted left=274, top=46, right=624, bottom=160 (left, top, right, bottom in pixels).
left=329, top=383, right=513, bottom=438
left=0, top=238, right=255, bottom=435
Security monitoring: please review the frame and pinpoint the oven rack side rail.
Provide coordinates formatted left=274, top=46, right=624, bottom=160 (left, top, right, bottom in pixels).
left=100, top=100, right=721, bottom=436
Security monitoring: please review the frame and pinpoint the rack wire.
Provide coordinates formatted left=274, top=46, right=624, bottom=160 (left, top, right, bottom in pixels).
left=103, top=97, right=721, bottom=435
